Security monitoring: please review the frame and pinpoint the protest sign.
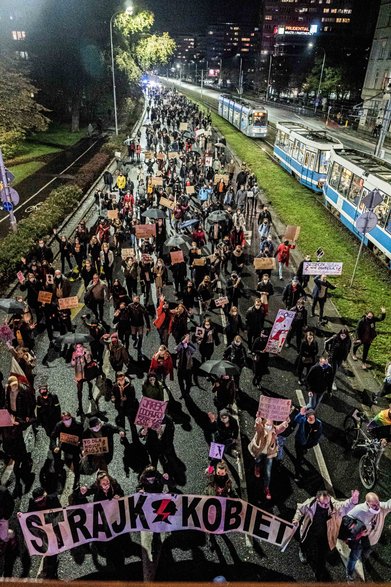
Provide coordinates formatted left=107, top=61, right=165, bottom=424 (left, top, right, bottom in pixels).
left=0, top=409, right=13, bottom=427
left=170, top=251, right=184, bottom=265
left=264, top=309, right=296, bottom=354
left=59, top=432, right=79, bottom=446
left=121, top=248, right=134, bottom=259
left=316, top=248, right=325, bottom=259
left=195, top=327, right=205, bottom=339
left=283, top=225, right=300, bottom=242
left=214, top=174, right=229, bottom=185
left=107, top=210, right=118, bottom=220
left=253, top=258, right=276, bottom=270
left=196, top=128, right=205, bottom=138
left=157, top=152, right=166, bottom=160
left=0, top=324, right=14, bottom=345
left=58, top=296, right=79, bottom=310
left=303, top=262, right=343, bottom=276
left=209, top=442, right=225, bottom=460
left=38, top=291, right=52, bottom=305
left=152, top=176, right=163, bottom=187
left=159, top=196, right=175, bottom=210
left=135, top=397, right=168, bottom=430
left=82, top=437, right=109, bottom=455
left=19, top=493, right=295, bottom=556
left=135, top=224, right=156, bottom=239
left=193, top=258, right=206, bottom=266
left=179, top=122, right=188, bottom=131
left=168, top=152, right=179, bottom=159
left=205, top=156, right=213, bottom=167
left=186, top=185, right=195, bottom=195
left=17, top=271, right=25, bottom=284
left=214, top=296, right=229, bottom=308
left=143, top=151, right=153, bottom=160
left=258, top=396, right=292, bottom=422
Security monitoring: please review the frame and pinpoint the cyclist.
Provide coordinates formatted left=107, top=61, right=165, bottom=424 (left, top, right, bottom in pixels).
left=367, top=405, right=391, bottom=441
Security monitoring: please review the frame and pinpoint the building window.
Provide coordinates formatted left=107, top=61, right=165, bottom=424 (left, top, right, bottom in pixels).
left=12, top=30, right=26, bottom=40
left=15, top=50, right=29, bottom=59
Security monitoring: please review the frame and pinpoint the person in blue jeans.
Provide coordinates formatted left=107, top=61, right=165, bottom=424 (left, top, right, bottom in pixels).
left=294, top=407, right=323, bottom=480
left=306, top=356, right=333, bottom=409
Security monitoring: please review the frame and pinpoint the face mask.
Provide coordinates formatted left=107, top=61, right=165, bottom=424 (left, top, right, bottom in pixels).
left=205, top=325, right=210, bottom=330
left=317, top=500, right=330, bottom=509
left=63, top=419, right=72, bottom=428
left=367, top=504, right=380, bottom=514
left=39, top=244, right=44, bottom=248
left=215, top=474, right=228, bottom=487
left=321, top=363, right=329, bottom=369
left=234, top=341, right=240, bottom=346
left=264, top=425, right=273, bottom=432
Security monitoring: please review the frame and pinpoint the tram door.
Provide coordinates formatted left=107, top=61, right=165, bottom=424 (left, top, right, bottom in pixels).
left=303, top=149, right=316, bottom=188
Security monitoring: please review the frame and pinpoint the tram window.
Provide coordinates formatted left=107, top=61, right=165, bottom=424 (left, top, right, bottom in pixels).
left=348, top=174, right=363, bottom=203
left=292, top=140, right=300, bottom=160
left=248, top=114, right=253, bottom=125
left=319, top=151, right=331, bottom=174
left=276, top=130, right=287, bottom=147
left=287, top=140, right=293, bottom=155
left=374, top=192, right=390, bottom=228
left=253, top=112, right=266, bottom=127
left=233, top=110, right=240, bottom=126
left=297, top=142, right=305, bottom=164
left=385, top=209, right=391, bottom=235
left=329, top=162, right=342, bottom=189
left=339, top=167, right=353, bottom=198
left=304, top=151, right=316, bottom=170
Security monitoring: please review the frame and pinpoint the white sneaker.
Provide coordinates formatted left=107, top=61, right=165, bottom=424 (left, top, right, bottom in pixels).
left=332, top=382, right=337, bottom=391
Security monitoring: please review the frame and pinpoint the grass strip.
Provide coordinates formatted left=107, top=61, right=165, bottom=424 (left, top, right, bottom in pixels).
left=8, top=161, right=46, bottom=186
left=180, top=86, right=390, bottom=376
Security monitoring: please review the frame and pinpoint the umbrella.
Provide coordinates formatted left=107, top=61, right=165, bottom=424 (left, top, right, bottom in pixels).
left=164, top=235, right=192, bottom=248
left=191, top=146, right=202, bottom=155
left=0, top=299, right=25, bottom=314
left=55, top=332, right=93, bottom=345
left=206, top=210, right=231, bottom=224
left=141, top=209, right=166, bottom=220
left=199, top=360, right=239, bottom=378
left=183, top=130, right=195, bottom=139
left=180, top=219, right=200, bottom=229
left=214, top=142, right=226, bottom=149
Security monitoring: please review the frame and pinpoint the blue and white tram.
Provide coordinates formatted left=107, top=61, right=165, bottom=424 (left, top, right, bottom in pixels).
left=274, top=122, right=343, bottom=193
left=324, top=148, right=391, bottom=266
left=218, top=95, right=268, bottom=138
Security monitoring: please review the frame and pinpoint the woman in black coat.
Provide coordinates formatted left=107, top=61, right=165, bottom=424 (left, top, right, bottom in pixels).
left=297, top=330, right=319, bottom=385
left=325, top=327, right=351, bottom=390
left=251, top=329, right=270, bottom=388
left=198, top=318, right=220, bottom=363
left=225, top=306, right=245, bottom=345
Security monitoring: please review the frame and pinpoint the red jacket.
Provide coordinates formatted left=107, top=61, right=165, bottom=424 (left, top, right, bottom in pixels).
left=276, top=243, right=295, bottom=266
left=153, top=299, right=173, bottom=332
left=150, top=352, right=174, bottom=380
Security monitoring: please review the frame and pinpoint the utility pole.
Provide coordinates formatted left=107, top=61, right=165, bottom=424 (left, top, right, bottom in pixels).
left=374, top=84, right=391, bottom=159
left=314, top=49, right=326, bottom=115
left=238, top=56, right=243, bottom=98
left=266, top=53, right=273, bottom=101
left=201, top=69, right=204, bottom=102
left=0, top=149, right=17, bottom=232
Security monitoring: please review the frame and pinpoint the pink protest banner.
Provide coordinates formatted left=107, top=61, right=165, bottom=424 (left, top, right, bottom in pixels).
left=58, top=296, right=79, bottom=310
left=264, top=309, right=296, bottom=354
left=38, top=291, right=53, bottom=305
left=17, top=271, right=25, bottom=283
left=0, top=409, right=13, bottom=427
left=135, top=397, right=168, bottom=430
left=170, top=251, right=184, bottom=265
left=135, top=224, right=156, bottom=239
left=0, top=324, right=14, bottom=344
left=258, top=395, right=292, bottom=421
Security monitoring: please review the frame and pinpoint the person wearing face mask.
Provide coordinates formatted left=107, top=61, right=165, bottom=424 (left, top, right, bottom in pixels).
left=296, top=254, right=311, bottom=288
left=248, top=416, right=289, bottom=501
left=297, top=330, right=319, bottom=385
left=311, top=274, right=336, bottom=324
left=142, top=372, right=165, bottom=402
left=20, top=272, right=44, bottom=324
left=286, top=297, right=308, bottom=349
left=198, top=319, right=220, bottom=363
left=306, top=355, right=333, bottom=409
left=292, top=489, right=360, bottom=581
left=225, top=306, right=245, bottom=345
left=352, top=307, right=386, bottom=370
left=53, top=229, right=73, bottom=274
left=223, top=336, right=247, bottom=392
left=34, top=238, right=54, bottom=265
left=175, top=335, right=197, bottom=399
left=226, top=272, right=244, bottom=309
left=251, top=328, right=270, bottom=389
left=345, top=492, right=391, bottom=581
left=128, top=294, right=151, bottom=361
left=205, top=461, right=238, bottom=498
left=275, top=239, right=295, bottom=281
left=256, top=274, right=274, bottom=315
left=324, top=327, right=352, bottom=391
left=282, top=276, right=306, bottom=310
left=51, top=412, right=83, bottom=489
left=137, top=465, right=173, bottom=494
left=150, top=345, right=174, bottom=385
left=246, top=299, right=266, bottom=349
left=82, top=416, right=125, bottom=473
left=71, top=343, right=93, bottom=416
left=36, top=386, right=61, bottom=437
left=294, top=407, right=323, bottom=481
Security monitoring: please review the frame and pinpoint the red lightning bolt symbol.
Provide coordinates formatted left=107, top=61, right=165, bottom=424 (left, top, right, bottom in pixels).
left=155, top=499, right=172, bottom=521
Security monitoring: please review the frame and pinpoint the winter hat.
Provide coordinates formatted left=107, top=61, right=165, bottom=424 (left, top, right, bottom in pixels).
left=89, top=417, right=101, bottom=428
left=306, top=409, right=316, bottom=417
left=219, top=409, right=230, bottom=418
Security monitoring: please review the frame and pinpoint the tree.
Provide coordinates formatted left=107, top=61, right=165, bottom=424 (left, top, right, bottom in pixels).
left=114, top=10, right=176, bottom=82
left=0, top=59, right=49, bottom=158
left=303, top=59, right=353, bottom=101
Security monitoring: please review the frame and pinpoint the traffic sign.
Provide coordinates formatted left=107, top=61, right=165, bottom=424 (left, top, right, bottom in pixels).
left=355, top=211, right=378, bottom=234
left=4, top=168, right=15, bottom=184
left=361, top=189, right=383, bottom=211
left=2, top=202, right=14, bottom=212
left=0, top=188, right=19, bottom=206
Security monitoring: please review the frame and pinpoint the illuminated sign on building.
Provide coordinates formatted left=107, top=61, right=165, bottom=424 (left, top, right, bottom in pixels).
left=274, top=24, right=318, bottom=36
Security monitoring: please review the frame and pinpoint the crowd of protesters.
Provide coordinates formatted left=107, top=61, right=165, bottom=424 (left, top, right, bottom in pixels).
left=0, top=86, right=389, bottom=581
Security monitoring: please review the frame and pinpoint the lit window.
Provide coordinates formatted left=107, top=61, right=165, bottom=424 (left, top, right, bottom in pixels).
left=15, top=50, right=29, bottom=59
left=12, top=30, right=26, bottom=40
left=265, top=16, right=272, bottom=20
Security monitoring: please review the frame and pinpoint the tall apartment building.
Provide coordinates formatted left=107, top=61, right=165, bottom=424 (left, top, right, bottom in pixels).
left=205, top=22, right=261, bottom=63
left=172, top=34, right=196, bottom=62
left=359, top=0, right=391, bottom=130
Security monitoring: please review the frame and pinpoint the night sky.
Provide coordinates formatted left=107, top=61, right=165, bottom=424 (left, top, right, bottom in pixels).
left=142, top=0, right=260, bottom=32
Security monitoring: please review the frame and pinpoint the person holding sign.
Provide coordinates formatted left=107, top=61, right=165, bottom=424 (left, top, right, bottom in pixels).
left=82, top=417, right=125, bottom=473
left=248, top=416, right=289, bottom=501
left=311, top=274, right=336, bottom=323
left=71, top=343, right=93, bottom=416
left=51, top=412, right=83, bottom=490
left=275, top=240, right=296, bottom=281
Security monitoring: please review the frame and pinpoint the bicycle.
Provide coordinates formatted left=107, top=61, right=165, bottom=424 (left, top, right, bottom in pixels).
left=343, top=409, right=388, bottom=489
left=25, top=201, right=43, bottom=214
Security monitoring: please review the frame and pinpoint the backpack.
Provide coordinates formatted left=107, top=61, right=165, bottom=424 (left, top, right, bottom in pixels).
left=338, top=515, right=367, bottom=542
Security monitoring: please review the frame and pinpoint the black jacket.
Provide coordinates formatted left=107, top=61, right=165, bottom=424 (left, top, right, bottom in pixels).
left=245, top=306, right=265, bottom=333
left=306, top=363, right=333, bottom=394
left=223, top=343, right=247, bottom=369
left=282, top=283, right=306, bottom=308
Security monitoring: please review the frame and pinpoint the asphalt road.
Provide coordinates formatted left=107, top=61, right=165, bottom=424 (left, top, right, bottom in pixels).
left=1, top=106, right=390, bottom=582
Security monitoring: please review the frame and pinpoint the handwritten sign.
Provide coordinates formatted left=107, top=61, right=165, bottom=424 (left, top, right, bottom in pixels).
left=135, top=397, right=168, bottom=430
left=195, top=327, right=205, bottom=339
left=38, top=291, right=52, bottom=305
left=193, top=258, right=206, bottom=266
left=303, top=262, right=343, bottom=276
left=168, top=152, right=179, bottom=160
left=254, top=258, right=276, bottom=270
left=152, top=176, right=163, bottom=187
left=264, top=309, right=296, bottom=354
left=107, top=210, right=119, bottom=220
left=59, top=432, right=80, bottom=446
left=179, top=122, right=188, bottom=131
left=121, top=248, right=134, bottom=259
left=258, top=396, right=292, bottom=422
left=205, top=156, right=213, bottom=167
left=82, top=437, right=109, bottom=455
left=186, top=185, right=195, bottom=195
left=58, top=296, right=79, bottom=310
left=214, top=174, right=229, bottom=185
left=284, top=225, right=300, bottom=242
left=0, top=409, right=13, bottom=427
left=214, top=296, right=229, bottom=308
left=209, top=442, right=225, bottom=460
left=159, top=196, right=175, bottom=210
left=170, top=251, right=184, bottom=265
left=143, top=151, right=153, bottom=160
left=135, top=224, right=156, bottom=239
left=17, top=271, right=25, bottom=283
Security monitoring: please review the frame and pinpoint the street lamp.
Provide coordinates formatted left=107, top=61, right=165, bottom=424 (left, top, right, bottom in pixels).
left=309, top=45, right=326, bottom=115
left=236, top=54, right=243, bottom=98
left=110, top=4, right=133, bottom=136
left=266, top=53, right=273, bottom=101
